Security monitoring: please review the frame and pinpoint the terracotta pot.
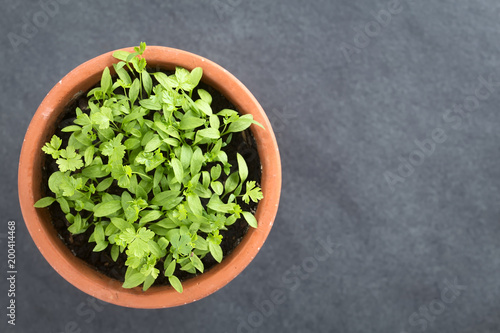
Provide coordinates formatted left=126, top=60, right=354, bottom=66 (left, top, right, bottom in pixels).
left=18, top=46, right=281, bottom=308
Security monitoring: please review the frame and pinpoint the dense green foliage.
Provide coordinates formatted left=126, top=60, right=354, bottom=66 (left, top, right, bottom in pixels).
left=35, top=43, right=263, bottom=292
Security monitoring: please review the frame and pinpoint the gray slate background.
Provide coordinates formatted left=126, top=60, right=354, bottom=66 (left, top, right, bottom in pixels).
left=1, top=0, right=500, bottom=332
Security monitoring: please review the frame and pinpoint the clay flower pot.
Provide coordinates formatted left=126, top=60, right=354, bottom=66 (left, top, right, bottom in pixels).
left=18, top=46, right=281, bottom=308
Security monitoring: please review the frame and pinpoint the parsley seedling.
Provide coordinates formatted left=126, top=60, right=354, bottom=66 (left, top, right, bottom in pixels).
left=35, top=43, right=264, bottom=293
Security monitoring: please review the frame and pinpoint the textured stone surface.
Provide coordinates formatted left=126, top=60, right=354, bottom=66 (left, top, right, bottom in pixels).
left=2, top=0, right=500, bottom=332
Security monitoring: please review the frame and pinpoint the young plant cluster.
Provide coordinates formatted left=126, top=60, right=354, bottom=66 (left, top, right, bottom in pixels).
left=35, top=43, right=263, bottom=292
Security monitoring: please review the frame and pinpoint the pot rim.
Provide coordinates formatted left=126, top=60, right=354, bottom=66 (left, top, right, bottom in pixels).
left=18, top=46, right=281, bottom=308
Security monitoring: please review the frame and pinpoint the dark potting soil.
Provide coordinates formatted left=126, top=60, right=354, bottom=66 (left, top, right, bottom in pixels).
left=41, top=69, right=262, bottom=286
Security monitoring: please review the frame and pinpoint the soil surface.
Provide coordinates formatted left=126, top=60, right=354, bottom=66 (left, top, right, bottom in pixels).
left=41, top=69, right=262, bottom=286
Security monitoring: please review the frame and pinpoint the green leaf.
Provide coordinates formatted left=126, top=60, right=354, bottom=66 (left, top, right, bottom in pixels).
left=165, top=126, right=180, bottom=139
left=90, top=108, right=111, bottom=130
left=242, top=181, right=264, bottom=204
left=153, top=166, right=164, bottom=188
left=144, top=134, right=162, bottom=153
left=61, top=125, right=82, bottom=132
left=252, top=119, right=265, bottom=129
left=151, top=190, right=181, bottom=206
left=180, top=144, right=193, bottom=170
left=194, top=99, right=212, bottom=116
left=142, top=70, right=153, bottom=96
left=82, top=165, right=110, bottom=178
left=237, top=153, right=248, bottom=183
left=180, top=262, right=195, bottom=273
left=41, top=135, right=62, bottom=159
left=129, top=78, right=140, bottom=104
left=224, top=172, right=239, bottom=194
left=158, top=237, right=169, bottom=250
left=124, top=138, right=141, bottom=150
left=170, top=158, right=184, bottom=183
left=113, top=50, right=132, bottom=61
left=84, top=146, right=95, bottom=166
left=168, top=275, right=183, bottom=293
left=216, top=151, right=228, bottom=166
left=209, top=114, right=220, bottom=129
left=186, top=193, right=203, bottom=216
left=190, top=147, right=204, bottom=176
left=193, top=183, right=212, bottom=198
left=72, top=129, right=93, bottom=147
left=114, top=63, right=132, bottom=85
left=225, top=114, right=254, bottom=134
left=122, top=272, right=146, bottom=289
left=154, top=72, right=177, bottom=90
left=190, top=253, right=204, bottom=273
left=117, top=166, right=132, bottom=184
left=105, top=221, right=119, bottom=237
left=207, top=195, right=233, bottom=213
left=202, top=171, right=211, bottom=189
left=163, top=138, right=179, bottom=147
left=92, top=223, right=106, bottom=248
left=101, top=67, right=112, bottom=93
left=164, top=260, right=176, bottom=277
left=154, top=119, right=169, bottom=135
left=47, top=172, right=69, bottom=196
left=110, top=217, right=132, bottom=231
left=242, top=211, right=258, bottom=228
left=130, top=56, right=142, bottom=72
left=119, top=228, right=136, bottom=244
left=194, top=236, right=208, bottom=250
left=210, top=164, right=222, bottom=181
left=111, top=245, right=119, bottom=261
left=57, top=197, right=70, bottom=214
left=125, top=227, right=155, bottom=257
left=115, top=168, right=130, bottom=190
left=140, top=210, right=163, bottom=224
left=139, top=98, right=162, bottom=110
left=138, top=151, right=166, bottom=173
left=148, top=240, right=164, bottom=258
left=198, top=128, right=220, bottom=139
left=96, top=177, right=113, bottom=192
left=218, top=109, right=238, bottom=117
left=125, top=255, right=143, bottom=269
left=175, top=67, right=191, bottom=86
left=189, top=67, right=203, bottom=87
left=209, top=241, right=223, bottom=263
left=74, top=109, right=92, bottom=127
left=34, top=197, right=56, bottom=208
left=143, top=274, right=155, bottom=291
left=179, top=116, right=206, bottom=130
left=197, top=89, right=212, bottom=104
left=136, top=181, right=151, bottom=199
left=93, top=200, right=122, bottom=217
left=101, top=134, right=126, bottom=163
left=56, top=146, right=84, bottom=172
left=225, top=215, right=238, bottom=226
left=141, top=130, right=155, bottom=146
left=92, top=241, right=109, bottom=252
left=210, top=181, right=223, bottom=195
left=139, top=41, right=146, bottom=53
left=68, top=213, right=86, bottom=235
